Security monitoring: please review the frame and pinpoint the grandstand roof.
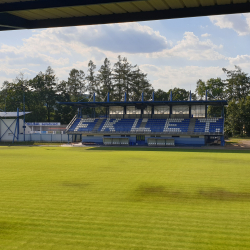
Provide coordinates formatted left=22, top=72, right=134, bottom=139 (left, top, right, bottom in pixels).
left=59, top=100, right=228, bottom=108
left=0, top=111, right=31, bottom=117
left=1, top=0, right=250, bottom=31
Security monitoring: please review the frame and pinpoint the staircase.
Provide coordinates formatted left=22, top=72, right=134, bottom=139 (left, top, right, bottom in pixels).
left=188, top=118, right=196, bottom=133
left=66, top=115, right=77, bottom=132
left=92, top=119, right=103, bottom=132
left=139, top=118, right=148, bottom=129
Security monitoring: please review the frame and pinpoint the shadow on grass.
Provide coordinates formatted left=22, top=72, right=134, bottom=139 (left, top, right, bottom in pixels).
left=86, top=146, right=250, bottom=154
left=0, top=141, right=63, bottom=146
left=0, top=141, right=35, bottom=146
left=133, top=184, right=250, bottom=202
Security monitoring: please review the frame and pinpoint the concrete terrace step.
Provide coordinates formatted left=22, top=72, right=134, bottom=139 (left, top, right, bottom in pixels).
left=92, top=119, right=104, bottom=132
left=139, top=118, right=148, bottom=129
left=187, top=118, right=196, bottom=133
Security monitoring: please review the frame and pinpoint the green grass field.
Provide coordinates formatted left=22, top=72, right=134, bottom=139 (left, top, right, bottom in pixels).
left=1, top=147, right=250, bottom=250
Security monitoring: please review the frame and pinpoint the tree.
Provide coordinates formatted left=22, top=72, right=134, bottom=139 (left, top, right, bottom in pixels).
left=67, top=69, right=86, bottom=102
left=195, top=78, right=225, bottom=100
left=97, top=58, right=113, bottom=101
left=113, top=56, right=136, bottom=101
left=170, top=88, right=189, bottom=101
left=154, top=89, right=169, bottom=101
left=206, top=78, right=225, bottom=100
left=29, top=66, right=57, bottom=122
left=195, top=79, right=206, bottom=99
left=112, top=55, right=124, bottom=101
left=223, top=66, right=250, bottom=101
left=86, top=60, right=98, bottom=99
left=131, top=67, right=153, bottom=101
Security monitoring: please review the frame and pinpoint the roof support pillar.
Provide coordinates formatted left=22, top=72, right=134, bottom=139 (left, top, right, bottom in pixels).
left=124, top=106, right=126, bottom=118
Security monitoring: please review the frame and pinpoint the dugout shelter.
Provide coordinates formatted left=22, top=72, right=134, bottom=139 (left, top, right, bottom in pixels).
left=61, top=91, right=227, bottom=146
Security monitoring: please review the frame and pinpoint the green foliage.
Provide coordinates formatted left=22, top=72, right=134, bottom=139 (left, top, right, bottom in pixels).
left=195, top=77, right=225, bottom=100
left=223, top=66, right=250, bottom=101
left=170, top=87, right=190, bottom=101
left=225, top=97, right=250, bottom=136
left=1, top=62, right=250, bottom=136
left=197, top=66, right=250, bottom=135
left=97, top=58, right=113, bottom=101
left=1, top=147, right=250, bottom=250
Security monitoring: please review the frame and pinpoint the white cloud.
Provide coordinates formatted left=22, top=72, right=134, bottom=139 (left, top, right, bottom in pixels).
left=201, top=33, right=211, bottom=37
left=0, top=22, right=246, bottom=93
left=148, top=65, right=224, bottom=91
left=53, top=23, right=169, bottom=53
left=228, top=54, right=250, bottom=64
left=209, top=14, right=250, bottom=36
left=150, top=32, right=224, bottom=61
left=227, top=54, right=250, bottom=73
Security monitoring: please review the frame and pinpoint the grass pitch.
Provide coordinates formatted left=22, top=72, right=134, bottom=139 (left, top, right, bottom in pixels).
left=1, top=147, right=250, bottom=250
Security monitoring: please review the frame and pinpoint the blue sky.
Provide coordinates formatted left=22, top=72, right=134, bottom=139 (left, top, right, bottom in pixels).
left=0, top=13, right=250, bottom=93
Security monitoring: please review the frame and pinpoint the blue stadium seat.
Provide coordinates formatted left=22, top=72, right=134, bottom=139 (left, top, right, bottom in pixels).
left=194, top=118, right=224, bottom=133
left=68, top=117, right=224, bottom=134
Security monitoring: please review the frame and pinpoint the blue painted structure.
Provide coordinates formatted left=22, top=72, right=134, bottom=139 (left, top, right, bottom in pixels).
left=61, top=92, right=227, bottom=147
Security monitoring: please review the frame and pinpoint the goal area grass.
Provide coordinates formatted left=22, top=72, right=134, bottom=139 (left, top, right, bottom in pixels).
left=1, top=146, right=250, bottom=250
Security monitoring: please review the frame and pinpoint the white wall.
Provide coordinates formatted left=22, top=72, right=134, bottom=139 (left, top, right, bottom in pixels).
left=0, top=118, right=70, bottom=142
left=0, top=118, right=25, bottom=141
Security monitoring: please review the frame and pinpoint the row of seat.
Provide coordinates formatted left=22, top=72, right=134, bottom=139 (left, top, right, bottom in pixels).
left=194, top=118, right=223, bottom=133
left=68, top=118, right=224, bottom=134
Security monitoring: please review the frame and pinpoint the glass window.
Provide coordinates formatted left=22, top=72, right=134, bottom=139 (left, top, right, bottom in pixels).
left=172, top=105, right=189, bottom=114
left=109, top=106, right=124, bottom=115
left=126, top=106, right=141, bottom=114
left=143, top=106, right=152, bottom=114
left=154, top=106, right=170, bottom=114
left=191, top=105, right=205, bottom=117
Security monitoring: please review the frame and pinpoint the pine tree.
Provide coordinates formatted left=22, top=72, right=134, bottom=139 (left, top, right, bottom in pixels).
left=97, top=58, right=113, bottom=101
left=112, top=55, right=124, bottom=101
left=67, top=68, right=86, bottom=102
left=131, top=67, right=153, bottom=101
left=86, top=60, right=98, bottom=100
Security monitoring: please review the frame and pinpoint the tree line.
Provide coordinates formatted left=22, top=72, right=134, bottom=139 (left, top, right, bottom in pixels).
left=0, top=56, right=250, bottom=136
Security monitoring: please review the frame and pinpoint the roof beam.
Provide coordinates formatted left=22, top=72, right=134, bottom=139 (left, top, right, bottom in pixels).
left=0, top=13, right=30, bottom=29
left=0, top=0, right=142, bottom=13
left=29, top=2, right=250, bottom=30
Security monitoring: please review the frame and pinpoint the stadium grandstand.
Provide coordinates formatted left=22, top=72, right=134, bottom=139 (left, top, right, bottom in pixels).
left=61, top=90, right=227, bottom=147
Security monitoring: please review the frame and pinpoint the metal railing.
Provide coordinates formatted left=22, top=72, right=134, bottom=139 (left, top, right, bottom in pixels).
left=65, top=115, right=77, bottom=132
